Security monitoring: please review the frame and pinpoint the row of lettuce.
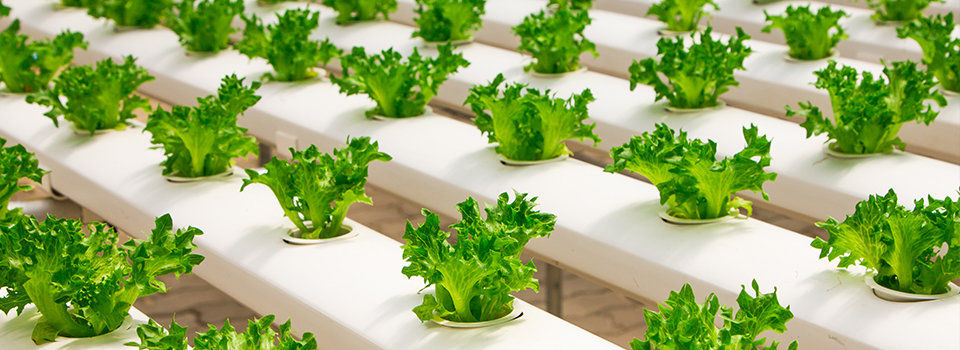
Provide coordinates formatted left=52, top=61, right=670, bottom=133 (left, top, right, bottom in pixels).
left=33, top=0, right=960, bottom=84
left=52, top=0, right=957, bottom=39
left=2, top=1, right=957, bottom=156
left=651, top=0, right=948, bottom=26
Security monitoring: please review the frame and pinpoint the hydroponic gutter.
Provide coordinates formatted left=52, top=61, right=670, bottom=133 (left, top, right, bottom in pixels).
left=0, top=305, right=150, bottom=350
left=705, top=0, right=960, bottom=63
left=389, top=0, right=960, bottom=163
left=4, top=2, right=959, bottom=348
left=396, top=0, right=932, bottom=62
left=0, top=97, right=619, bottom=350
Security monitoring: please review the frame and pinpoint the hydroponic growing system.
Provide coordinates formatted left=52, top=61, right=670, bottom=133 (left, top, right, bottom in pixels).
left=0, top=0, right=957, bottom=348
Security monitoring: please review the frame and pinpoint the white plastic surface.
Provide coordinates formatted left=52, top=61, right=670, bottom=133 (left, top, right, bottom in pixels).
left=4, top=3, right=960, bottom=348
left=0, top=306, right=149, bottom=350
left=390, top=0, right=960, bottom=162
left=864, top=275, right=960, bottom=302
left=282, top=224, right=359, bottom=245
left=430, top=306, right=525, bottom=328
left=0, top=97, right=618, bottom=350
left=706, top=0, right=949, bottom=62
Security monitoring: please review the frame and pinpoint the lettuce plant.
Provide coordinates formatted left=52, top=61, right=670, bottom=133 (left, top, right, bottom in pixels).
left=0, top=214, right=204, bottom=345
left=237, top=9, right=342, bottom=82
left=897, top=13, right=959, bottom=93
left=647, top=0, right=717, bottom=33
left=89, top=0, right=172, bottom=28
left=322, top=0, right=396, bottom=24
left=402, top=192, right=556, bottom=322
left=127, top=315, right=317, bottom=350
left=1, top=0, right=9, bottom=15
left=630, top=27, right=751, bottom=109
left=60, top=0, right=91, bottom=7
left=813, top=190, right=960, bottom=295
left=606, top=123, right=776, bottom=220
left=145, top=75, right=259, bottom=178
left=787, top=61, right=947, bottom=155
left=763, top=6, right=848, bottom=61
left=165, top=0, right=244, bottom=53
left=0, top=138, right=47, bottom=224
left=548, top=0, right=593, bottom=11
left=241, top=138, right=391, bottom=239
left=412, top=0, right=485, bottom=43
left=27, top=56, right=153, bottom=135
left=513, top=8, right=597, bottom=74
left=863, top=0, right=943, bottom=22
left=630, top=281, right=799, bottom=350
left=465, top=74, right=601, bottom=162
left=0, top=21, right=87, bottom=93
left=331, top=45, right=468, bottom=118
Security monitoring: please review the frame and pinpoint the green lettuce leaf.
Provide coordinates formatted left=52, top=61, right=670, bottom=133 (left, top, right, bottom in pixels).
left=897, top=13, right=959, bottom=93
left=237, top=9, right=342, bottom=82
left=145, top=74, right=259, bottom=178
left=26, top=56, right=153, bottom=135
left=402, top=192, right=555, bottom=322
left=630, top=281, right=799, bottom=350
left=412, top=0, right=485, bottom=42
left=763, top=5, right=847, bottom=61
left=321, top=0, right=396, bottom=24
left=0, top=214, right=203, bottom=344
left=606, top=123, right=776, bottom=220
left=241, top=137, right=391, bottom=239
left=513, top=8, right=597, bottom=74
left=0, top=21, right=87, bottom=93
left=331, top=44, right=468, bottom=118
left=788, top=60, right=947, bottom=154
left=863, top=0, right=943, bottom=22
left=548, top=0, right=593, bottom=11
left=647, top=0, right=717, bottom=32
left=466, top=73, right=601, bottom=161
left=0, top=138, right=47, bottom=223
left=165, top=0, right=244, bottom=53
left=88, top=0, right=172, bottom=28
left=126, top=315, right=317, bottom=350
left=60, top=0, right=94, bottom=6
left=812, top=189, right=960, bottom=295
left=630, top=27, right=751, bottom=109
